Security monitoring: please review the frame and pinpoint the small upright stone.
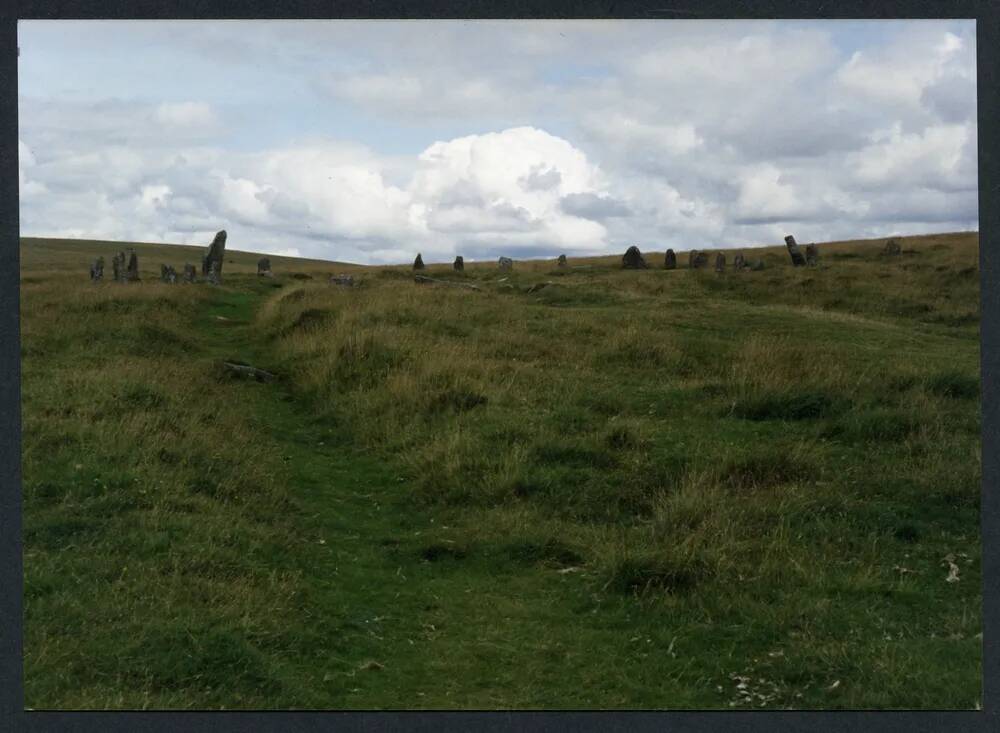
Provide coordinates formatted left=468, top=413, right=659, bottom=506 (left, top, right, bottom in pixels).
left=182, top=263, right=197, bottom=283
left=805, top=243, right=819, bottom=266
left=884, top=238, right=901, bottom=256
left=257, top=257, right=272, bottom=276
left=622, top=245, right=647, bottom=269
left=498, top=256, right=513, bottom=271
left=664, top=249, right=677, bottom=270
left=202, top=230, right=227, bottom=278
left=733, top=253, right=746, bottom=270
left=557, top=254, right=568, bottom=268
left=689, top=250, right=708, bottom=269
left=90, top=256, right=104, bottom=282
left=207, top=260, right=221, bottom=285
left=714, top=253, right=726, bottom=273
left=784, top=235, right=807, bottom=267
left=413, top=253, right=425, bottom=270
left=160, top=264, right=177, bottom=283
left=112, top=251, right=125, bottom=282
left=453, top=256, right=464, bottom=271
left=125, top=249, right=140, bottom=282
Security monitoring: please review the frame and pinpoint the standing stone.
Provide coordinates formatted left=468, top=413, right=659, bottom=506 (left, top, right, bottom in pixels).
left=453, top=256, right=464, bottom=271
left=111, top=251, right=125, bottom=283
left=413, top=253, right=425, bottom=270
left=733, top=253, right=746, bottom=270
left=689, top=250, right=708, bottom=269
left=329, top=274, right=355, bottom=287
left=207, top=259, right=221, bottom=285
left=182, top=263, right=197, bottom=283
left=805, top=243, right=819, bottom=266
left=784, top=235, right=807, bottom=267
left=202, top=230, right=227, bottom=278
left=664, top=249, right=677, bottom=270
left=714, top=253, right=726, bottom=273
left=557, top=254, right=568, bottom=268
left=498, top=256, right=513, bottom=271
left=622, top=245, right=647, bottom=269
left=160, top=264, right=177, bottom=283
left=90, top=256, right=104, bottom=282
left=125, top=249, right=140, bottom=282
left=257, top=257, right=272, bottom=276
left=884, top=238, right=901, bottom=256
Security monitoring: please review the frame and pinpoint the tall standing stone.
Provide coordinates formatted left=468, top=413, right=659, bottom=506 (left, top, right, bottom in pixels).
left=182, top=263, right=197, bottom=283
left=257, top=257, right=272, bottom=276
left=784, top=235, right=807, bottom=267
left=805, top=243, right=819, bottom=266
left=622, top=245, right=647, bottom=269
left=202, top=230, right=227, bottom=278
left=453, top=256, right=464, bottom=271
left=90, top=256, right=104, bottom=282
left=498, top=256, right=513, bottom=271
left=714, top=253, right=726, bottom=273
left=125, top=249, right=140, bottom=282
left=557, top=254, right=568, bottom=268
left=664, top=249, right=677, bottom=270
left=413, top=253, right=425, bottom=270
left=207, top=260, right=221, bottom=285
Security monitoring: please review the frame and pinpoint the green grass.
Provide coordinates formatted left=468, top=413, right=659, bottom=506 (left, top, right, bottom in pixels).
left=20, top=231, right=982, bottom=709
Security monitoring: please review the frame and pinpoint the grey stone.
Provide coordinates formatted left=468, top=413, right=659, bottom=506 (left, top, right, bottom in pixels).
left=884, top=238, right=901, bottom=256
left=202, top=230, right=227, bottom=278
left=688, top=250, right=709, bottom=269
left=111, top=251, right=125, bottom=283
left=453, top=256, right=464, bottom=271
left=257, top=257, right=272, bottom=276
left=125, top=249, right=140, bottom=282
left=733, top=253, right=746, bottom=270
left=714, top=253, right=726, bottom=273
left=413, top=253, right=425, bottom=270
left=784, top=235, right=807, bottom=267
left=182, top=263, right=197, bottom=283
left=90, top=256, right=104, bottom=282
left=207, top=259, right=221, bottom=285
left=664, top=249, right=677, bottom=270
left=498, top=256, right=513, bottom=271
left=805, top=243, right=819, bottom=266
left=160, top=264, right=177, bottom=283
left=330, top=274, right=355, bottom=287
left=557, top=254, right=568, bottom=268
left=622, top=245, right=647, bottom=269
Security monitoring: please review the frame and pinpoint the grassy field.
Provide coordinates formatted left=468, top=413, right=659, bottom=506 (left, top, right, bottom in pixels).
left=20, top=231, right=982, bottom=709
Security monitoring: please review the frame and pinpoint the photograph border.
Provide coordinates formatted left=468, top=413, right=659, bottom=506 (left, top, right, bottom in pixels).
left=1, top=1, right=996, bottom=731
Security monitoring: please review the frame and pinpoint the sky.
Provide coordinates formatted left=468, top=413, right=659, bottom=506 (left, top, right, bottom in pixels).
left=17, top=19, right=978, bottom=264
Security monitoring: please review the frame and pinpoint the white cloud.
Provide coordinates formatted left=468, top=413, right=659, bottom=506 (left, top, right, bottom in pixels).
left=836, top=29, right=973, bottom=112
left=851, top=122, right=973, bottom=190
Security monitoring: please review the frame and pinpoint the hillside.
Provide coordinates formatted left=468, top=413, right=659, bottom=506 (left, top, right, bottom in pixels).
left=19, top=231, right=982, bottom=709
